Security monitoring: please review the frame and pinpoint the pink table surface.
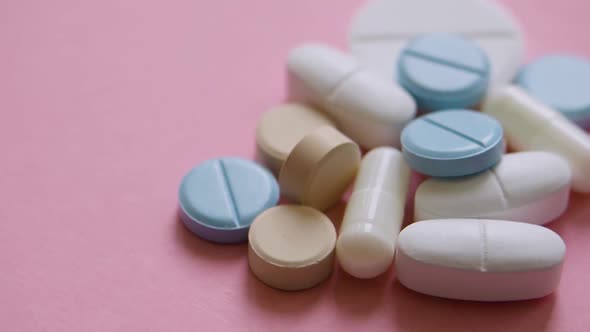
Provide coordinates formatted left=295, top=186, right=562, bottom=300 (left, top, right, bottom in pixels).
left=1, top=0, right=589, bottom=331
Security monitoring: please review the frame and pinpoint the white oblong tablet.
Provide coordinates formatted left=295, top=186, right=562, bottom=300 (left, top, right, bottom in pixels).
left=396, top=219, right=566, bottom=301
left=287, top=43, right=416, bottom=148
left=415, top=151, right=571, bottom=225
left=348, top=0, right=524, bottom=86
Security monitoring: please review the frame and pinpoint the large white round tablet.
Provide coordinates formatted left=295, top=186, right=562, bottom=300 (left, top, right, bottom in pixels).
left=396, top=219, right=566, bottom=301
left=348, top=0, right=524, bottom=85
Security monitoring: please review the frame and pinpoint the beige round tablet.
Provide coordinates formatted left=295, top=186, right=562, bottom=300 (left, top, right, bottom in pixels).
left=255, top=103, right=335, bottom=174
left=279, top=126, right=361, bottom=211
left=248, top=205, right=337, bottom=291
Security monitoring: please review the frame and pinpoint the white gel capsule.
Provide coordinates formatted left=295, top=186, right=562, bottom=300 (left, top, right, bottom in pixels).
left=483, top=85, right=590, bottom=193
left=336, top=147, right=410, bottom=279
left=415, top=151, right=571, bottom=225
left=287, top=44, right=416, bottom=149
left=396, top=219, right=566, bottom=301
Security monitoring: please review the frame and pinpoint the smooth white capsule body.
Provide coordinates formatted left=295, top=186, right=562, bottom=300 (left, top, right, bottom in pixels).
left=336, top=147, right=410, bottom=279
left=483, top=85, right=590, bottom=193
left=396, top=219, right=566, bottom=301
left=288, top=44, right=416, bottom=148
left=415, top=151, right=571, bottom=225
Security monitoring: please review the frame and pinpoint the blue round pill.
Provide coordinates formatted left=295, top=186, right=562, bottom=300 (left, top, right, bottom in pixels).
left=178, top=157, right=279, bottom=244
left=397, top=34, right=491, bottom=112
left=401, top=110, right=503, bottom=177
left=516, top=54, right=590, bottom=127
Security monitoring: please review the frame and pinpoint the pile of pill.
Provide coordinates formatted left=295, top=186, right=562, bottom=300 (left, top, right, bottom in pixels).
left=178, top=0, right=590, bottom=301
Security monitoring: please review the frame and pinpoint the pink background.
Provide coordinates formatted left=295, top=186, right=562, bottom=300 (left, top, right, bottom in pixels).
left=1, top=0, right=589, bottom=331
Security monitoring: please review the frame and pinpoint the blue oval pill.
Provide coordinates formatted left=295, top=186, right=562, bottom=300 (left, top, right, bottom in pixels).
left=516, top=54, right=590, bottom=128
left=178, top=157, right=279, bottom=244
left=397, top=34, right=491, bottom=112
left=401, top=110, right=503, bottom=177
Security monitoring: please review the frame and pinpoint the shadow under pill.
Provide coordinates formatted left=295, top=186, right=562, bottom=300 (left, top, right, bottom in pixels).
left=332, top=264, right=393, bottom=316
left=252, top=149, right=279, bottom=178
left=389, top=277, right=557, bottom=332
left=325, top=202, right=347, bottom=231
left=554, top=191, right=590, bottom=231
left=403, top=171, right=424, bottom=226
left=243, top=264, right=323, bottom=314
left=174, top=212, right=247, bottom=261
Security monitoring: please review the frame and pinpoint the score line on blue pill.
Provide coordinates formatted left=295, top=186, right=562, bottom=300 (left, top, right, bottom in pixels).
left=397, top=33, right=491, bottom=112
left=401, top=110, right=504, bottom=177
left=178, top=157, right=279, bottom=244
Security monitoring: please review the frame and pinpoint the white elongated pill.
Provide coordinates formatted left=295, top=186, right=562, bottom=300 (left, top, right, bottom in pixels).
left=396, top=219, right=566, bottom=301
left=415, top=151, right=571, bottom=225
left=336, top=147, right=410, bottom=279
left=287, top=44, right=416, bottom=148
left=483, top=86, right=590, bottom=193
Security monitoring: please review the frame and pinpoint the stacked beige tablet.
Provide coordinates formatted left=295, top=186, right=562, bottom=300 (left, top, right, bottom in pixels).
left=254, top=103, right=361, bottom=290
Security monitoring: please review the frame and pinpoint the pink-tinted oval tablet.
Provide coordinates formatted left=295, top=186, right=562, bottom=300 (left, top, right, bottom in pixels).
left=396, top=219, right=566, bottom=301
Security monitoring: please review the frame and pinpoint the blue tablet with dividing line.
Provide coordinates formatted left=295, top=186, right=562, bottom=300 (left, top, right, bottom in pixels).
left=401, top=110, right=504, bottom=177
left=178, top=157, right=279, bottom=244
left=397, top=33, right=490, bottom=112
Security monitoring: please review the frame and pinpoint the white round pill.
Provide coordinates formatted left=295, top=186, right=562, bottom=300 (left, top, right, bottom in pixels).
left=348, top=0, right=524, bottom=86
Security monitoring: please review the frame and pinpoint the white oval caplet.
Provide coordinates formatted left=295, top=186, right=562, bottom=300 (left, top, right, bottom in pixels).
left=287, top=43, right=416, bottom=149
left=415, top=151, right=571, bottom=225
left=396, top=219, right=566, bottom=301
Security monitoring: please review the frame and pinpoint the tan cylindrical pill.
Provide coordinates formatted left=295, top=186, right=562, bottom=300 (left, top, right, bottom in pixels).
left=248, top=205, right=337, bottom=291
left=279, top=126, right=361, bottom=211
left=255, top=103, right=335, bottom=174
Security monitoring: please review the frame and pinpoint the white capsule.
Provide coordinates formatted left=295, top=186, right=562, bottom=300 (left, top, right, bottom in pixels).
left=482, top=85, right=590, bottom=193
left=287, top=44, right=416, bottom=148
left=336, top=147, right=410, bottom=279
left=415, top=151, right=571, bottom=225
left=396, top=219, right=566, bottom=301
